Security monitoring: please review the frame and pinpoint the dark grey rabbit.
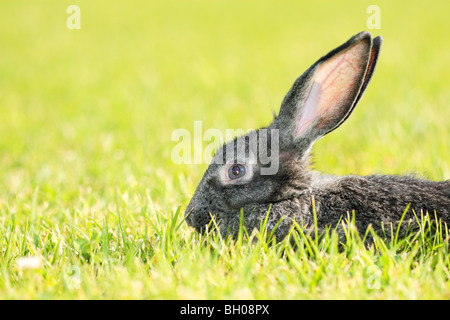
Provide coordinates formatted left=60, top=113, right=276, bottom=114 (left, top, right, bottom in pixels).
left=185, top=31, right=450, bottom=241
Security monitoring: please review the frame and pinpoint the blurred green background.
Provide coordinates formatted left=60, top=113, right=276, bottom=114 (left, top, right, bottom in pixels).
left=0, top=0, right=448, bottom=216
left=0, top=0, right=449, bottom=299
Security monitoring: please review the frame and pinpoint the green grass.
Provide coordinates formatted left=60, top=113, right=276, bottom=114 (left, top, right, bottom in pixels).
left=0, top=0, right=449, bottom=299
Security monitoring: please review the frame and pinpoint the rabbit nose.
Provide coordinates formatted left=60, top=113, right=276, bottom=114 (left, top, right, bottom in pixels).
left=184, top=202, right=193, bottom=217
left=184, top=205, right=195, bottom=224
left=184, top=200, right=196, bottom=224
left=184, top=200, right=216, bottom=233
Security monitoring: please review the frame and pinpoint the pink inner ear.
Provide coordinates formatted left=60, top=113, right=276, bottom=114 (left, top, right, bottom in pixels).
left=296, top=41, right=369, bottom=136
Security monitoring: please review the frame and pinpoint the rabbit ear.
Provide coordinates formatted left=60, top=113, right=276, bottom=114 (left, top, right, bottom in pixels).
left=275, top=32, right=381, bottom=152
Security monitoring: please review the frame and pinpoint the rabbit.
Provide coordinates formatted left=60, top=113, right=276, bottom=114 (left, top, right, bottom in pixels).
left=184, top=31, right=450, bottom=242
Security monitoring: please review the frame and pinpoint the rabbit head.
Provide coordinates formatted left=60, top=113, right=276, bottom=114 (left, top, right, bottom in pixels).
left=185, top=31, right=382, bottom=238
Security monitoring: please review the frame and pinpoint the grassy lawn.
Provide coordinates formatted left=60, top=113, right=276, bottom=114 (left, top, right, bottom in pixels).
left=0, top=0, right=449, bottom=299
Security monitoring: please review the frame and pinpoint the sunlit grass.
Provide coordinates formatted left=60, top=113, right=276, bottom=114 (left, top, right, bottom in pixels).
left=1, top=197, right=449, bottom=299
left=0, top=0, right=449, bottom=299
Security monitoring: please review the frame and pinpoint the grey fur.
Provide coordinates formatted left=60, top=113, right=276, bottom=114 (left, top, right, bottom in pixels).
left=185, top=31, right=450, bottom=241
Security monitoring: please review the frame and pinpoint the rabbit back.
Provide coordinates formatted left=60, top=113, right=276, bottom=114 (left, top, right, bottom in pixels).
left=302, top=174, right=450, bottom=237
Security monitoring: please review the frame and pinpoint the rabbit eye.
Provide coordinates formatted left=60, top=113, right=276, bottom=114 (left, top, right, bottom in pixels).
left=228, top=164, right=246, bottom=180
